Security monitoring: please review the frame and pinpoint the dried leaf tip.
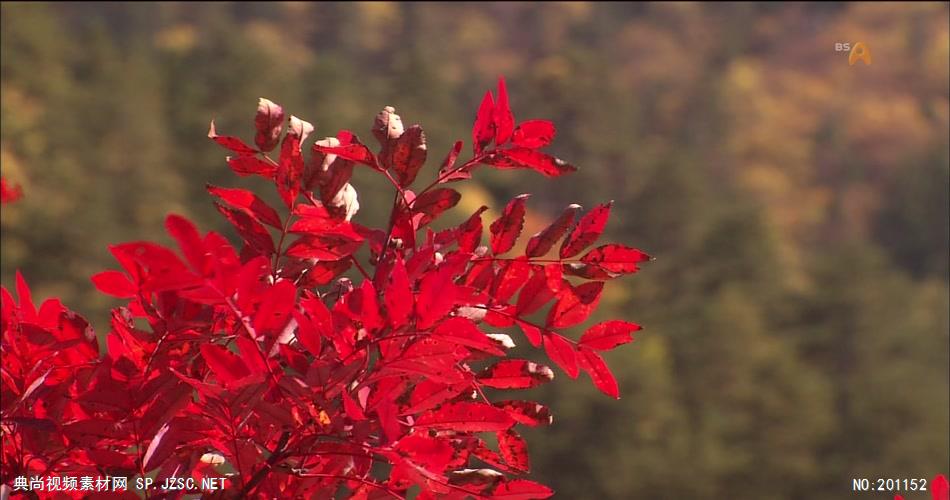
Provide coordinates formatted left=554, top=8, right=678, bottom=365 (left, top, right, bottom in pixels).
left=288, top=115, right=314, bottom=142
left=373, top=105, right=405, bottom=144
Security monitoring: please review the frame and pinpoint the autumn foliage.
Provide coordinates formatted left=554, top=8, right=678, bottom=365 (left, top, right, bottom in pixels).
left=1, top=78, right=650, bottom=498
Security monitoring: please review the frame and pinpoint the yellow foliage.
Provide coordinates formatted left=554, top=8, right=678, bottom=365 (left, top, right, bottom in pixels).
left=154, top=25, right=197, bottom=53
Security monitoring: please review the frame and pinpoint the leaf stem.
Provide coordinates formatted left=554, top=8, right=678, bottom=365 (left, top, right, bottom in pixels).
left=415, top=155, right=484, bottom=200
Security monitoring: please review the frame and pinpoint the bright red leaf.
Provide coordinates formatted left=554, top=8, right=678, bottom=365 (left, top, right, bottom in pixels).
left=487, top=148, right=576, bottom=178
left=415, top=402, right=515, bottom=432
left=208, top=120, right=257, bottom=156
left=490, top=194, right=530, bottom=255
left=207, top=184, right=282, bottom=229
left=543, top=333, right=579, bottom=379
left=546, top=281, right=603, bottom=328
left=497, top=429, right=530, bottom=474
left=579, top=320, right=641, bottom=351
left=414, top=188, right=461, bottom=226
left=512, top=120, right=556, bottom=149
left=525, top=204, right=580, bottom=258
left=577, top=348, right=620, bottom=399
left=200, top=344, right=252, bottom=388
left=494, top=77, right=515, bottom=145
left=473, top=91, right=495, bottom=154
left=560, top=202, right=612, bottom=258
left=580, top=243, right=651, bottom=275
left=490, top=479, right=554, bottom=499
left=477, top=360, right=555, bottom=389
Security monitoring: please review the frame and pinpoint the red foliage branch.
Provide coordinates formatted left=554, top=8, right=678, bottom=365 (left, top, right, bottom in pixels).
left=1, top=78, right=651, bottom=498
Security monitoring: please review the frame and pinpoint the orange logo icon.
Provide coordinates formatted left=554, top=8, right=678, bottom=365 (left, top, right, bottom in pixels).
left=849, top=42, right=871, bottom=66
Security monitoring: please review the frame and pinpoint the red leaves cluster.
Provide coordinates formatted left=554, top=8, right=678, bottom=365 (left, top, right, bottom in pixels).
left=1, top=79, right=650, bottom=498
left=472, top=79, right=575, bottom=179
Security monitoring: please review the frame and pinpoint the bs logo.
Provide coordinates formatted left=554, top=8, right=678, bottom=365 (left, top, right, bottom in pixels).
left=835, top=42, right=872, bottom=66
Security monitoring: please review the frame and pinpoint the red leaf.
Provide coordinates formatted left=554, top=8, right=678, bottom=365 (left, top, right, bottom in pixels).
left=384, top=258, right=413, bottom=330
left=91, top=271, right=136, bottom=298
left=342, top=390, right=367, bottom=421
left=214, top=202, right=275, bottom=256
left=208, top=121, right=257, bottom=156
left=438, top=140, right=468, bottom=183
left=492, top=257, right=531, bottom=303
left=236, top=335, right=267, bottom=374
left=289, top=203, right=339, bottom=233
left=285, top=233, right=363, bottom=261
left=390, top=125, right=428, bottom=186
left=403, top=380, right=469, bottom=416
left=933, top=474, right=949, bottom=500
left=458, top=207, right=486, bottom=253
left=207, top=185, right=282, bottom=229
left=200, top=344, right=251, bottom=387
left=525, top=204, right=580, bottom=258
left=472, top=90, right=495, bottom=154
left=471, top=439, right=508, bottom=474
left=490, top=194, right=530, bottom=255
left=276, top=116, right=312, bottom=208
left=340, top=281, right=383, bottom=334
left=493, top=77, right=515, bottom=145
left=579, top=320, right=640, bottom=351
left=416, top=266, right=458, bottom=330
left=110, top=242, right=202, bottom=292
left=580, top=244, right=650, bottom=275
left=490, top=479, right=554, bottom=499
left=415, top=402, right=514, bottom=432
left=414, top=188, right=461, bottom=226
left=292, top=310, right=322, bottom=357
left=226, top=155, right=276, bottom=178
left=515, top=267, right=556, bottom=317
left=394, top=434, right=454, bottom=473
left=477, top=359, right=554, bottom=389
left=465, top=258, right=496, bottom=290
left=252, top=280, right=297, bottom=337
left=494, top=400, right=553, bottom=427
left=254, top=98, right=284, bottom=152
left=547, top=281, right=603, bottom=328
left=299, top=259, right=351, bottom=287
left=434, top=317, right=506, bottom=356
left=560, top=202, right=611, bottom=258
left=543, top=333, right=578, bottom=379
left=512, top=120, right=556, bottom=149
left=312, top=140, right=378, bottom=169
left=379, top=338, right=467, bottom=384
left=516, top=320, right=542, bottom=348
left=577, top=348, right=619, bottom=399
left=487, top=148, right=576, bottom=177
left=165, top=214, right=207, bottom=274
left=301, top=293, right=334, bottom=335
left=497, top=429, right=530, bottom=473
left=312, top=136, right=356, bottom=198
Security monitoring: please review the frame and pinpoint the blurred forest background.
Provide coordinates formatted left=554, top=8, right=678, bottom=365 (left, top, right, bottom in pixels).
left=1, top=2, right=948, bottom=499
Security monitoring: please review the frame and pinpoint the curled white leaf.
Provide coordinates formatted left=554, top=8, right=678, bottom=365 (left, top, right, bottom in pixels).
left=289, top=115, right=314, bottom=145
left=456, top=306, right=488, bottom=323
left=486, top=333, right=516, bottom=349
left=329, top=183, right=360, bottom=221
left=200, top=452, right=227, bottom=465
